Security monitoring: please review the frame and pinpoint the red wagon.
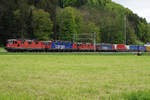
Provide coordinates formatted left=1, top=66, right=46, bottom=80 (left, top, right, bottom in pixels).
left=114, top=44, right=128, bottom=52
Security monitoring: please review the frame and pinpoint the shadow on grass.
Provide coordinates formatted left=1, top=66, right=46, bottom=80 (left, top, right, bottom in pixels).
left=111, top=90, right=150, bottom=100
left=1, top=90, right=150, bottom=100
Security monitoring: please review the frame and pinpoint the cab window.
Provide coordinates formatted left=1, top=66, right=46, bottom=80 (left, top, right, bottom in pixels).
left=13, top=41, right=17, bottom=44
left=35, top=41, right=38, bottom=44
left=8, top=41, right=13, bottom=44
left=28, top=41, right=32, bottom=45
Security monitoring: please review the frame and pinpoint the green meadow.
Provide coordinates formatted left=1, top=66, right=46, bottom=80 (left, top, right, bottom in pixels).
left=0, top=48, right=6, bottom=52
left=0, top=54, right=150, bottom=100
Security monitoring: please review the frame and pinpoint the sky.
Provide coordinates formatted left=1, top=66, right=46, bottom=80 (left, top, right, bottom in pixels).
left=112, top=0, right=150, bottom=22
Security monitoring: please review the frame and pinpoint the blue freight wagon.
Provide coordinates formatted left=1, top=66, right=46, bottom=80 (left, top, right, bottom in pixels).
left=129, top=45, right=146, bottom=52
left=99, top=44, right=114, bottom=51
left=51, top=41, right=72, bottom=51
left=63, top=42, right=72, bottom=51
left=139, top=46, right=146, bottom=52
left=63, top=42, right=72, bottom=49
left=129, top=45, right=138, bottom=51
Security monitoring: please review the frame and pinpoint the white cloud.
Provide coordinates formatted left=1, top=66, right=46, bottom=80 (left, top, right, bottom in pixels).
left=112, top=0, right=150, bottom=22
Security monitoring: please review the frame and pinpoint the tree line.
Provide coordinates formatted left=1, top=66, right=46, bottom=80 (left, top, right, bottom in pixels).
left=0, top=0, right=150, bottom=46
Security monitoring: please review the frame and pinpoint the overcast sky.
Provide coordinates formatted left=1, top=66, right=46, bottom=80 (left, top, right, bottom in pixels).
left=112, top=0, right=150, bottom=22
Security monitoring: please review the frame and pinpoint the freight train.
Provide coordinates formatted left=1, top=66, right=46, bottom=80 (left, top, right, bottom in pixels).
left=5, top=39, right=150, bottom=52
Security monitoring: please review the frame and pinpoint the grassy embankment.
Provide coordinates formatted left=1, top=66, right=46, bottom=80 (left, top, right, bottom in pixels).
left=0, top=55, right=150, bottom=100
left=0, top=47, right=6, bottom=52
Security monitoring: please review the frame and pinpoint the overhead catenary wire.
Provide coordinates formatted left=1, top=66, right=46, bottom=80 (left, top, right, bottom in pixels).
left=54, top=33, right=96, bottom=43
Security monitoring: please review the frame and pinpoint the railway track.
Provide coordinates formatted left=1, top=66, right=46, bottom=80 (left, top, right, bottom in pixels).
left=0, top=51, right=146, bottom=55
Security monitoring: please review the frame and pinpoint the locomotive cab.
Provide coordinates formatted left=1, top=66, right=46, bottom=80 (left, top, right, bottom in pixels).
left=6, top=39, right=17, bottom=47
left=6, top=39, right=21, bottom=52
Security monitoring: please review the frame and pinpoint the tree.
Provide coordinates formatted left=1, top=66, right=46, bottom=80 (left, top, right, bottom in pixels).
left=32, top=9, right=53, bottom=40
left=81, top=22, right=100, bottom=42
left=35, top=0, right=58, bottom=39
left=57, top=7, right=83, bottom=41
left=87, top=0, right=111, bottom=6
left=137, top=22, right=150, bottom=43
left=58, top=0, right=87, bottom=8
left=0, top=0, right=22, bottom=45
left=0, top=0, right=150, bottom=46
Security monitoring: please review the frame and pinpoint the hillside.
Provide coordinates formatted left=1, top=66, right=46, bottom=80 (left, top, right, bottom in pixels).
left=0, top=0, right=150, bottom=46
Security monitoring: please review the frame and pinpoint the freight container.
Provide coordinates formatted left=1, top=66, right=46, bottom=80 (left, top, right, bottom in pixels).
left=114, top=44, right=127, bottom=51
left=129, top=45, right=138, bottom=51
left=146, top=46, right=150, bottom=52
left=99, top=44, right=114, bottom=51
left=126, top=45, right=130, bottom=50
left=63, top=42, right=72, bottom=49
left=139, top=46, right=146, bottom=52
left=77, top=43, right=92, bottom=51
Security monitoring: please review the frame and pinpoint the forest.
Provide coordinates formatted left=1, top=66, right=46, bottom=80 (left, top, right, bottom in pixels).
left=0, top=0, right=150, bottom=46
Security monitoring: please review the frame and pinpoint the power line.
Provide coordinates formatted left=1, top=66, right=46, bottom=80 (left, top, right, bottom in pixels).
left=124, top=15, right=127, bottom=45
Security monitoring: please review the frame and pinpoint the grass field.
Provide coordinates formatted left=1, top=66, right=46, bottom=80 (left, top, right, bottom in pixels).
left=0, top=54, right=150, bottom=100
left=0, top=47, right=6, bottom=52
